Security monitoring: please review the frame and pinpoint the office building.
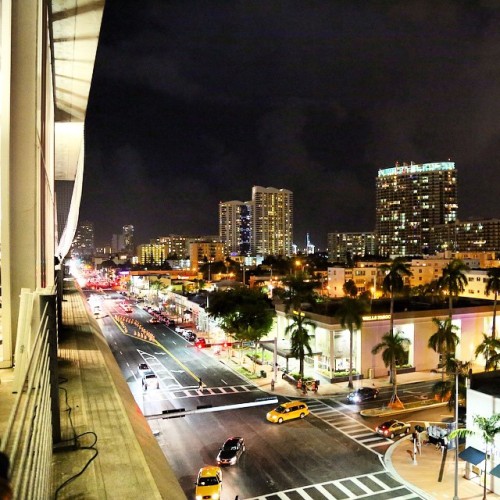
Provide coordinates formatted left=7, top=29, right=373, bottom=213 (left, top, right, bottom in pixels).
left=251, top=186, right=293, bottom=257
left=158, top=234, right=190, bottom=259
left=137, top=243, right=167, bottom=266
left=189, top=240, right=225, bottom=272
left=72, top=221, right=95, bottom=257
left=431, top=218, right=500, bottom=253
left=219, top=200, right=252, bottom=256
left=123, top=224, right=134, bottom=254
left=328, top=231, right=377, bottom=263
left=376, top=161, right=457, bottom=256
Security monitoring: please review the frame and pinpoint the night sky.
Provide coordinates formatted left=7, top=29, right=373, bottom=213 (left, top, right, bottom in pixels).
left=81, top=1, right=500, bottom=250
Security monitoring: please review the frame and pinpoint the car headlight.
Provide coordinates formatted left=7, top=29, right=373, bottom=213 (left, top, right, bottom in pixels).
left=196, top=496, right=202, bottom=500
left=211, top=494, right=220, bottom=499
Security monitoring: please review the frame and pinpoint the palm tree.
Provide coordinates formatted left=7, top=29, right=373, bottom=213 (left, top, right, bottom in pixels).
left=439, top=258, right=469, bottom=319
left=371, top=331, right=410, bottom=406
left=475, top=333, right=500, bottom=371
left=380, top=258, right=412, bottom=338
left=428, top=317, right=460, bottom=382
left=485, top=267, right=500, bottom=340
left=285, top=312, right=315, bottom=378
left=449, top=413, right=500, bottom=500
left=430, top=354, right=470, bottom=409
left=336, top=296, right=369, bottom=389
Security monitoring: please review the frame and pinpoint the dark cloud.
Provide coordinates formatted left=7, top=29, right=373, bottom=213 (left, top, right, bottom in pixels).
left=82, top=0, right=500, bottom=249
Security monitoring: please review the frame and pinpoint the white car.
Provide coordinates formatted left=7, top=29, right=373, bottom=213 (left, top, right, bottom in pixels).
left=175, top=326, right=185, bottom=334
left=142, top=373, right=159, bottom=391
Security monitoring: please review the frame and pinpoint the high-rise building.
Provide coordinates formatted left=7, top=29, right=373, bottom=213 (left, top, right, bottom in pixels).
left=375, top=161, right=457, bottom=256
left=72, top=221, right=95, bottom=257
left=431, top=218, right=500, bottom=253
left=158, top=234, right=190, bottom=259
left=327, top=231, right=377, bottom=263
left=123, top=225, right=134, bottom=255
left=251, top=186, right=293, bottom=257
left=137, top=243, right=166, bottom=266
left=219, top=200, right=252, bottom=256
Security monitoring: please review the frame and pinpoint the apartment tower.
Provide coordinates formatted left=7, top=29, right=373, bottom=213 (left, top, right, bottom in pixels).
left=219, top=200, right=252, bottom=256
left=375, top=161, right=457, bottom=256
left=251, top=186, right=293, bottom=257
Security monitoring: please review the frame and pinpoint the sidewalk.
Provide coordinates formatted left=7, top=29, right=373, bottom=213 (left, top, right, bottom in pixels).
left=216, top=351, right=499, bottom=500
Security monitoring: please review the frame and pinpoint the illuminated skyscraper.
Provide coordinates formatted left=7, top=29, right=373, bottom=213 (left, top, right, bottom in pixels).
left=123, top=224, right=134, bottom=255
left=219, top=200, right=252, bottom=256
left=376, top=161, right=457, bottom=256
left=72, top=221, right=95, bottom=257
left=251, top=186, right=293, bottom=257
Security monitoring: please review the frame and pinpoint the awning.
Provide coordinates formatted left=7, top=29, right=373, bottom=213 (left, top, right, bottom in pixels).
left=459, top=446, right=486, bottom=465
left=489, top=464, right=500, bottom=478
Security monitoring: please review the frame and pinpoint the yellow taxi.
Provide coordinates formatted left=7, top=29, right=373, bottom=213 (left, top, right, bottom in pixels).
left=266, top=400, right=309, bottom=424
left=195, top=466, right=222, bottom=500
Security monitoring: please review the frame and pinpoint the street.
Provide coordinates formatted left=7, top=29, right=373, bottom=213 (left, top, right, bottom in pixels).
left=90, top=290, right=448, bottom=499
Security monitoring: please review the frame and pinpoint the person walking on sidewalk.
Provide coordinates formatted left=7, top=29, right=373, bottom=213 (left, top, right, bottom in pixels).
left=198, top=378, right=203, bottom=391
left=270, top=378, right=275, bottom=391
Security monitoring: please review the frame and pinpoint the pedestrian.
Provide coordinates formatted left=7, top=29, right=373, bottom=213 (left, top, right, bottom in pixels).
left=297, top=378, right=302, bottom=390
left=270, top=378, right=275, bottom=391
left=198, top=378, right=203, bottom=390
left=311, top=381, right=317, bottom=393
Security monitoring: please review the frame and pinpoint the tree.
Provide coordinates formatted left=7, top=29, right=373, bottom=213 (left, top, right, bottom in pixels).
left=149, top=278, right=166, bottom=305
left=485, top=267, right=500, bottom=340
left=380, top=258, right=412, bottom=338
left=428, top=317, right=460, bottom=382
left=439, top=258, right=469, bottom=319
left=285, top=312, right=315, bottom=378
left=206, top=287, right=275, bottom=369
left=336, top=297, right=369, bottom=389
left=371, top=331, right=410, bottom=405
left=475, top=334, right=500, bottom=371
left=281, top=273, right=319, bottom=313
left=430, top=355, right=470, bottom=409
left=449, top=413, right=500, bottom=500
left=343, top=279, right=358, bottom=297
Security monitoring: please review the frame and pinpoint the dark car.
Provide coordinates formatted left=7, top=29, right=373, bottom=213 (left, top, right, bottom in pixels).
left=216, top=437, right=245, bottom=466
left=346, top=387, right=379, bottom=403
left=184, top=331, right=197, bottom=342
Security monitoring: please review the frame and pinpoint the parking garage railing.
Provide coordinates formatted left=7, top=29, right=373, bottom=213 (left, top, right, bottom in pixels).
left=0, top=287, right=58, bottom=499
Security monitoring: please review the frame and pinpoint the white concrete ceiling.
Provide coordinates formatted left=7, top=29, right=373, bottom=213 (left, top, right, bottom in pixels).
left=51, top=0, right=105, bottom=180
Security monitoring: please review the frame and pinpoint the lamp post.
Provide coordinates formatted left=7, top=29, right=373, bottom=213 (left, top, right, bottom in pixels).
left=453, top=368, right=459, bottom=500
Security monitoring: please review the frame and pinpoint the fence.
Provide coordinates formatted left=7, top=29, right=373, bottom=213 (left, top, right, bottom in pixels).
left=0, top=287, right=58, bottom=499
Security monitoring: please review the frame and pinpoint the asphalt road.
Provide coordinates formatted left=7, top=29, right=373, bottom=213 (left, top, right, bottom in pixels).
left=90, top=291, right=445, bottom=499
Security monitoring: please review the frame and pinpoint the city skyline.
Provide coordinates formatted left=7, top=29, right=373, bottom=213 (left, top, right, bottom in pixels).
left=81, top=1, right=500, bottom=248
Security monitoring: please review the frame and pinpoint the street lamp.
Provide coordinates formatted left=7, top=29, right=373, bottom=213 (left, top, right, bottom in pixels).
left=453, top=368, right=459, bottom=500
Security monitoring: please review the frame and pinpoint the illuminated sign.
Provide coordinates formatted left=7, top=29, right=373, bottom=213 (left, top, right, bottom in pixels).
left=362, top=314, right=391, bottom=321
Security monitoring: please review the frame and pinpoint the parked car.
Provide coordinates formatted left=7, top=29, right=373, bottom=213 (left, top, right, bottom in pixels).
left=168, top=319, right=176, bottom=327
left=195, top=466, right=222, bottom=499
left=375, top=419, right=411, bottom=438
left=184, top=332, right=197, bottom=342
left=175, top=326, right=185, bottom=334
left=142, top=373, right=159, bottom=391
left=138, top=362, right=149, bottom=376
left=216, top=437, right=245, bottom=466
left=195, top=338, right=207, bottom=349
left=346, top=387, right=379, bottom=403
left=266, top=401, right=309, bottom=424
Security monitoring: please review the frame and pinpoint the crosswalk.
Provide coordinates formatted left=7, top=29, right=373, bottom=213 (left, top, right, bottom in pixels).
left=306, top=399, right=393, bottom=456
left=167, top=384, right=258, bottom=399
left=245, top=470, right=423, bottom=500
